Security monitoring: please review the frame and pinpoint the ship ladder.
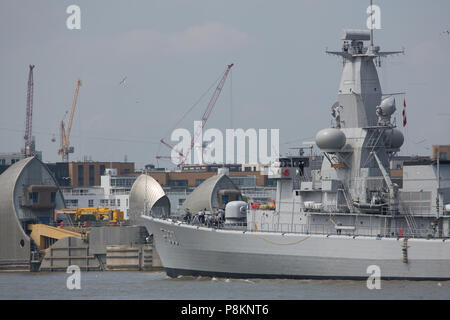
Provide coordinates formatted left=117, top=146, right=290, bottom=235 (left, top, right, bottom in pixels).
left=361, top=129, right=385, bottom=168
left=404, top=208, right=419, bottom=238
left=402, top=238, right=409, bottom=264
left=340, top=183, right=355, bottom=213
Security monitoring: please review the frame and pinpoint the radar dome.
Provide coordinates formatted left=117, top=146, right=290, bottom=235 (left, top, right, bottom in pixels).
left=315, top=128, right=346, bottom=150
left=385, top=128, right=404, bottom=149
left=390, top=129, right=404, bottom=149
left=378, top=96, right=396, bottom=116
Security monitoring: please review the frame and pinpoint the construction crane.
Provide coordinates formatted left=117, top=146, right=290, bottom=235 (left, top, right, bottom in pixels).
left=58, top=79, right=81, bottom=162
left=158, top=63, right=234, bottom=167
left=23, top=65, right=35, bottom=157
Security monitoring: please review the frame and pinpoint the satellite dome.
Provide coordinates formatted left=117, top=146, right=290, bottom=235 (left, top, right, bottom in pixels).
left=378, top=96, right=396, bottom=116
left=390, top=128, right=404, bottom=148
left=315, top=128, right=346, bottom=150
left=384, top=128, right=404, bottom=149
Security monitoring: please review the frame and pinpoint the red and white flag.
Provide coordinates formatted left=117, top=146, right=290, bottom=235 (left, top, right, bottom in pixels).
left=402, top=98, right=407, bottom=127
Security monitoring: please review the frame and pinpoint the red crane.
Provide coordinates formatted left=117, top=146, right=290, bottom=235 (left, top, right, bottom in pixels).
left=23, top=65, right=35, bottom=157
left=158, top=63, right=234, bottom=167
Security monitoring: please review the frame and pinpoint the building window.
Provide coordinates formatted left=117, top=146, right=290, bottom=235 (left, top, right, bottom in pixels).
left=178, top=198, right=185, bottom=205
left=66, top=199, right=78, bottom=208
left=89, top=165, right=95, bottom=186
left=110, top=199, right=116, bottom=206
left=168, top=179, right=188, bottom=187
left=265, top=178, right=277, bottom=187
left=111, top=177, right=136, bottom=187
left=100, top=199, right=108, bottom=206
left=78, top=165, right=84, bottom=186
left=231, top=176, right=256, bottom=187
left=50, top=192, right=56, bottom=204
left=88, top=199, right=94, bottom=207
left=117, top=199, right=121, bottom=207
left=1, top=159, right=5, bottom=165
left=126, top=198, right=129, bottom=207
left=29, top=192, right=39, bottom=204
left=100, top=165, right=106, bottom=176
left=222, top=195, right=229, bottom=205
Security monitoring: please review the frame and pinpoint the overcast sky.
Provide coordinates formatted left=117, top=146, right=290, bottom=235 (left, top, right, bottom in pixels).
left=1, top=0, right=449, bottom=169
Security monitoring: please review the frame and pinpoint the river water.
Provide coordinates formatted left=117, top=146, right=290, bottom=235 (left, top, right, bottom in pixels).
left=0, top=271, right=449, bottom=300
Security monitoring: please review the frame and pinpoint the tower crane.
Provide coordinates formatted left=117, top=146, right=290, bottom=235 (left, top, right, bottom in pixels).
left=58, top=79, right=81, bottom=162
left=23, top=65, right=35, bottom=157
left=158, top=63, right=233, bottom=167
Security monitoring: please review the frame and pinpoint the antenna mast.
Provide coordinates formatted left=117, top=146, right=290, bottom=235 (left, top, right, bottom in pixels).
left=370, top=0, right=374, bottom=47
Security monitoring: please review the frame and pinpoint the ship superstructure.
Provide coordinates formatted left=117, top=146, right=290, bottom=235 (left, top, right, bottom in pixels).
left=141, top=28, right=450, bottom=280
left=262, top=29, right=449, bottom=239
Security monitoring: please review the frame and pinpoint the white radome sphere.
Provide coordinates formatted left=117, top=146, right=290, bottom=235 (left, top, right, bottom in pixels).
left=315, top=128, right=346, bottom=150
left=379, top=96, right=396, bottom=116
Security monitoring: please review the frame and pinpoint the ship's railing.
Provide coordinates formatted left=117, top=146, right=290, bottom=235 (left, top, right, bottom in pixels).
left=170, top=215, right=444, bottom=239
left=250, top=222, right=440, bottom=239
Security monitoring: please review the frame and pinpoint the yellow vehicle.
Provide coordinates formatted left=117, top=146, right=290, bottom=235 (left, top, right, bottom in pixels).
left=75, top=207, right=124, bottom=225
left=55, top=207, right=124, bottom=226
left=258, top=202, right=276, bottom=210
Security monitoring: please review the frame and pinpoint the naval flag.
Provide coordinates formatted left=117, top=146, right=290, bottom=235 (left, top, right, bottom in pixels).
left=402, top=98, right=407, bottom=127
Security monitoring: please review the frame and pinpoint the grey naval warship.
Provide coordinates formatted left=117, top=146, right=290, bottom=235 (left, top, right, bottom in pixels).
left=141, top=28, right=450, bottom=280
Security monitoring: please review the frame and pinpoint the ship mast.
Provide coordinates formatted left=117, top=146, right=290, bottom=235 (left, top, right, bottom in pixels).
left=370, top=0, right=374, bottom=47
left=318, top=25, right=405, bottom=215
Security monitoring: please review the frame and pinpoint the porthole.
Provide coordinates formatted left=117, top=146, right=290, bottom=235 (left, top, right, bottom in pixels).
left=20, top=239, right=25, bottom=247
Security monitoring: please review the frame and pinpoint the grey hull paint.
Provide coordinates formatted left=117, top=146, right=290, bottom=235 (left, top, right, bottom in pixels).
left=142, top=216, right=450, bottom=280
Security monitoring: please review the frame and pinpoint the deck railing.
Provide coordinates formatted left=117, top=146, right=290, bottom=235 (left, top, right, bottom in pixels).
left=168, top=215, right=443, bottom=239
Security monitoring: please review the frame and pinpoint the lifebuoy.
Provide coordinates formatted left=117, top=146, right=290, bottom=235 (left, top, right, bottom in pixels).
left=282, top=168, right=290, bottom=176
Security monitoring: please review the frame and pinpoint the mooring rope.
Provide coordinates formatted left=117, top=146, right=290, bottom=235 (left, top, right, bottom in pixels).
left=253, top=233, right=311, bottom=246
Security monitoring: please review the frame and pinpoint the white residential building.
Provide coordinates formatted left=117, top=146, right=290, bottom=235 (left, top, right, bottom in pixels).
left=61, top=168, right=276, bottom=218
left=61, top=168, right=136, bottom=219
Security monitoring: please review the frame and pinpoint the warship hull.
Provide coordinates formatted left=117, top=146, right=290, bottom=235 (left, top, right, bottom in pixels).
left=142, top=216, right=450, bottom=280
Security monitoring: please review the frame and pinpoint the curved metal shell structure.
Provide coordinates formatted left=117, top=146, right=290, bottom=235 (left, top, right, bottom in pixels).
left=0, top=157, right=65, bottom=270
left=129, top=174, right=170, bottom=222
left=180, top=174, right=242, bottom=214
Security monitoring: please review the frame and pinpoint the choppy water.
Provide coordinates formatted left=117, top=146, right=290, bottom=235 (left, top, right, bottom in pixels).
left=0, top=271, right=449, bottom=300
